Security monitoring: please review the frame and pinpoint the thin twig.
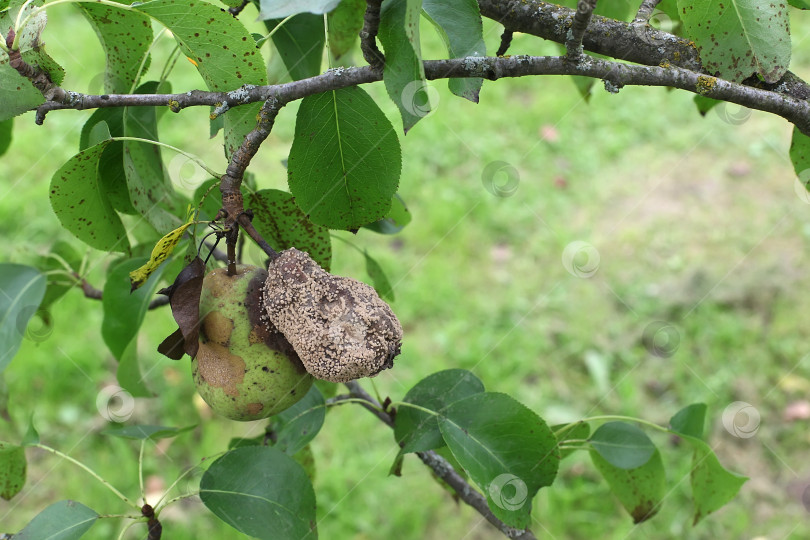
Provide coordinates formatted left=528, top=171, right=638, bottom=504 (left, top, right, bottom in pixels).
left=633, top=0, right=662, bottom=25
left=496, top=28, right=514, bottom=57
left=343, top=381, right=537, bottom=540
left=566, top=0, right=597, bottom=60
left=359, top=0, right=385, bottom=69
left=74, top=273, right=170, bottom=310
left=227, top=0, right=249, bottom=17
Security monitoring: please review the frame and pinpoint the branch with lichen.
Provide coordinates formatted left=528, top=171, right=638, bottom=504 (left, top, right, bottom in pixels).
left=343, top=381, right=538, bottom=540
left=30, top=56, right=810, bottom=135
left=566, top=0, right=597, bottom=60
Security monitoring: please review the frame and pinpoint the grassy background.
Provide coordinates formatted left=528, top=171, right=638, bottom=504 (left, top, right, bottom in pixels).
left=3, top=4, right=810, bottom=539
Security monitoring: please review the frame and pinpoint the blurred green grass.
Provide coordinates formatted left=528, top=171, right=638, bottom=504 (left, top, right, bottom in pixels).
left=4, top=4, right=810, bottom=540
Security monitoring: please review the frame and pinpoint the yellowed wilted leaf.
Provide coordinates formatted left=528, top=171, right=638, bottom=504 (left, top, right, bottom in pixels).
left=129, top=210, right=196, bottom=291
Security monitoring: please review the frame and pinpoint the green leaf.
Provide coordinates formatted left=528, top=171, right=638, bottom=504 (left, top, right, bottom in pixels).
left=49, top=141, right=130, bottom=252
left=0, top=375, right=9, bottom=422
left=123, top=81, right=182, bottom=234
left=0, top=442, right=25, bottom=500
left=136, top=0, right=268, bottom=158
left=790, top=126, right=810, bottom=181
left=259, top=0, right=339, bottom=18
left=693, top=95, right=719, bottom=116
left=21, top=415, right=39, bottom=446
left=200, top=446, right=318, bottom=540
left=288, top=86, right=401, bottom=230
left=79, top=109, right=137, bottom=215
left=101, top=257, right=169, bottom=396
left=590, top=422, right=655, bottom=469
left=193, top=178, right=222, bottom=222
left=37, top=241, right=82, bottom=319
left=101, top=424, right=196, bottom=440
left=362, top=193, right=412, bottom=234
left=669, top=403, right=707, bottom=440
left=247, top=189, right=332, bottom=270
left=591, top=448, right=666, bottom=523
left=677, top=0, right=790, bottom=83
left=553, top=421, right=590, bottom=460
left=379, top=0, right=428, bottom=132
left=667, top=404, right=747, bottom=524
left=688, top=440, right=747, bottom=524
left=0, top=264, right=46, bottom=374
left=570, top=75, right=595, bottom=102
left=363, top=250, right=394, bottom=301
left=265, top=14, right=325, bottom=80
left=394, top=369, right=485, bottom=454
left=327, top=0, right=364, bottom=59
left=14, top=500, right=98, bottom=540
left=77, top=3, right=152, bottom=93
left=0, top=0, right=65, bottom=121
left=0, top=118, right=12, bottom=157
left=790, top=0, right=810, bottom=8
left=422, top=0, right=484, bottom=102
left=438, top=392, right=559, bottom=529
left=271, top=385, right=325, bottom=455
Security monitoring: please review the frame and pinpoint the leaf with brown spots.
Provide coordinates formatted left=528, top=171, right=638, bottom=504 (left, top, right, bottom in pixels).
left=678, top=0, right=791, bottom=83
left=49, top=140, right=130, bottom=252
left=158, top=256, right=206, bottom=359
left=247, top=189, right=332, bottom=270
left=0, top=0, right=65, bottom=121
left=77, top=3, right=153, bottom=93
left=135, top=0, right=268, bottom=159
left=591, top=447, right=665, bottom=524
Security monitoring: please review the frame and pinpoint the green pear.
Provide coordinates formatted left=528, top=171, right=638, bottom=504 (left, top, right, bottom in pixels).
left=192, top=264, right=313, bottom=421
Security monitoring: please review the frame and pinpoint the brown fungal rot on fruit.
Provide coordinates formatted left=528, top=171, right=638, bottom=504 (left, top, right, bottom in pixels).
left=263, top=248, right=403, bottom=383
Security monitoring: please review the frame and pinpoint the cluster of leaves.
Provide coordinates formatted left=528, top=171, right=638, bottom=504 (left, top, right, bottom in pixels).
left=0, top=371, right=746, bottom=538
left=5, top=0, right=800, bottom=537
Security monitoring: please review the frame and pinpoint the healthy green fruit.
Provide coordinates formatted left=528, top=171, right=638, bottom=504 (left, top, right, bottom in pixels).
left=192, top=264, right=313, bottom=421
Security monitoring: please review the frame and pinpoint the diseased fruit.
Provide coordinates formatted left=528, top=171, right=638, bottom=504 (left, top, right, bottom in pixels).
left=192, top=264, right=313, bottom=421
left=263, top=248, right=403, bottom=383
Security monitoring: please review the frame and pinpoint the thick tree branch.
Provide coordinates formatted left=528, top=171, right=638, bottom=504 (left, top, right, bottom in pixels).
left=32, top=56, right=810, bottom=135
left=359, top=0, right=385, bottom=69
left=343, top=381, right=538, bottom=540
left=566, top=0, right=597, bottom=60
